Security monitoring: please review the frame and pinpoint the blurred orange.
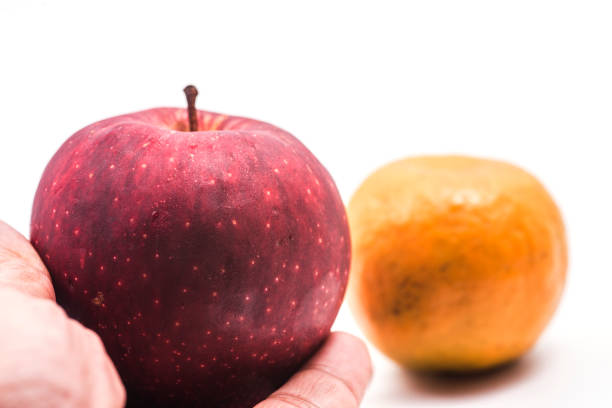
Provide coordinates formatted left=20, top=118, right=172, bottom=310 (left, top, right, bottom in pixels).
left=347, top=156, right=567, bottom=371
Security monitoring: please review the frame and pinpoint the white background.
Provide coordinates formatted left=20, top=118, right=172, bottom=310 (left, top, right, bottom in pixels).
left=1, top=1, right=611, bottom=406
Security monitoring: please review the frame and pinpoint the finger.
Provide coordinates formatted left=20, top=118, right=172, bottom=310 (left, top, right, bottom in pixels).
left=0, top=220, right=55, bottom=300
left=67, top=320, right=127, bottom=408
left=256, top=331, right=373, bottom=408
left=0, top=287, right=125, bottom=408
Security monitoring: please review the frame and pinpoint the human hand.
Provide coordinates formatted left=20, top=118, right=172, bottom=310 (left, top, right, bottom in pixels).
left=0, top=220, right=372, bottom=407
left=255, top=331, right=372, bottom=408
left=0, top=221, right=126, bottom=408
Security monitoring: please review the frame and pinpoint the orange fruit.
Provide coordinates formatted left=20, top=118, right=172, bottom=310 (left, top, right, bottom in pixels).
left=347, top=156, right=567, bottom=372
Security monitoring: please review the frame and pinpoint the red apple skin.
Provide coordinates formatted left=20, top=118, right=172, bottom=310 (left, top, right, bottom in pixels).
left=30, top=108, right=350, bottom=407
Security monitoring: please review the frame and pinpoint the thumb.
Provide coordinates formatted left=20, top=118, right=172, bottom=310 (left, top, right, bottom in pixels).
left=256, top=332, right=373, bottom=408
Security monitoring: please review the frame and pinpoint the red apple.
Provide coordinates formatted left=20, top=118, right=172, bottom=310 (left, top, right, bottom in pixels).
left=30, top=87, right=350, bottom=407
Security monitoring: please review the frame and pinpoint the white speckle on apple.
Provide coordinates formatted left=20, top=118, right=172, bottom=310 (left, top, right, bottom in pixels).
left=142, top=142, right=150, bottom=148
left=318, top=237, right=323, bottom=244
left=185, top=221, right=191, bottom=228
left=109, top=164, right=115, bottom=169
left=141, top=163, right=147, bottom=169
left=273, top=168, right=279, bottom=174
left=73, top=229, right=80, bottom=236
left=265, top=222, right=271, bottom=229
left=231, top=219, right=237, bottom=226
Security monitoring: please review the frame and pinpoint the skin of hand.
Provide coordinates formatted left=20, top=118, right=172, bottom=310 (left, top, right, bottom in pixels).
left=0, top=220, right=373, bottom=407
left=256, top=332, right=373, bottom=408
left=0, top=221, right=126, bottom=408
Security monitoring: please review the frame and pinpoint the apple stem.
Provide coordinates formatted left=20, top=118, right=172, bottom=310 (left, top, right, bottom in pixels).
left=183, top=85, right=199, bottom=131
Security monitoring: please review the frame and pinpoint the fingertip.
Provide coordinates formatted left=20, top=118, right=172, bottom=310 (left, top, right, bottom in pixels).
left=307, top=331, right=373, bottom=399
left=327, top=331, right=373, bottom=380
left=256, top=331, right=373, bottom=408
left=0, top=221, right=55, bottom=301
